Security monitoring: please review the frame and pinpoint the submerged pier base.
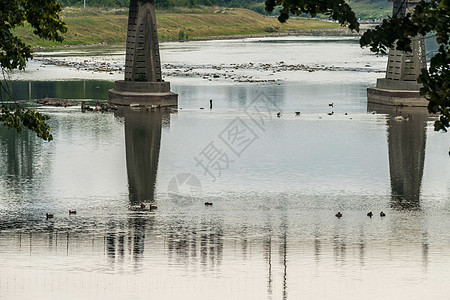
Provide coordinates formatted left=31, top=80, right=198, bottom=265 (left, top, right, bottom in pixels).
left=367, top=79, right=428, bottom=107
left=108, top=81, right=177, bottom=107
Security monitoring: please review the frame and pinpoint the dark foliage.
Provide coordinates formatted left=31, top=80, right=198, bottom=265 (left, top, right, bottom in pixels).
left=264, top=0, right=359, bottom=30
left=0, top=0, right=67, bottom=141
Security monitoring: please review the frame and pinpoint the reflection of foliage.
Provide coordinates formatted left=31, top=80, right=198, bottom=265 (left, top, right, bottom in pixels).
left=136, top=73, right=147, bottom=81
left=264, top=0, right=359, bottom=30
left=0, top=0, right=67, bottom=141
left=360, top=0, right=449, bottom=132
left=0, top=105, right=53, bottom=141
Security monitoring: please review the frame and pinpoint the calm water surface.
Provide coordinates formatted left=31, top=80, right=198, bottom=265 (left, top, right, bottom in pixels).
left=1, top=37, right=450, bottom=299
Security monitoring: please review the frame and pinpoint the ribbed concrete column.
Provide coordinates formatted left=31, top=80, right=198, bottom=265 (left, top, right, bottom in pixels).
left=125, top=0, right=162, bottom=82
left=385, top=0, right=427, bottom=83
left=367, top=0, right=427, bottom=107
left=385, top=36, right=427, bottom=83
left=108, top=0, right=178, bottom=107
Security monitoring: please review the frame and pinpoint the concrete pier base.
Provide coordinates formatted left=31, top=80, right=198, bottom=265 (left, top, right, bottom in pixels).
left=367, top=88, right=428, bottom=107
left=108, top=80, right=178, bottom=107
left=367, top=79, right=428, bottom=107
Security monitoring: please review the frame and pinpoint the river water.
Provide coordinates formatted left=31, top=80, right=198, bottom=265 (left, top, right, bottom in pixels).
left=1, top=37, right=449, bottom=299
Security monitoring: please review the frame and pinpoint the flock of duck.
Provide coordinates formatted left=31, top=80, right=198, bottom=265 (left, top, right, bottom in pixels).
left=45, top=205, right=385, bottom=221
left=45, top=210, right=76, bottom=220
left=45, top=202, right=215, bottom=220
left=140, top=203, right=158, bottom=211
left=276, top=102, right=341, bottom=118
left=335, top=211, right=386, bottom=218
left=44, top=99, right=393, bottom=221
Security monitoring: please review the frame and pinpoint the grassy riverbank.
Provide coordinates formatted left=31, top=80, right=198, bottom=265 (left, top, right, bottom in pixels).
left=14, top=7, right=355, bottom=47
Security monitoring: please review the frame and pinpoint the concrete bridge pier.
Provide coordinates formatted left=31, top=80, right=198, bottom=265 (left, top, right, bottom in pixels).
left=108, top=0, right=177, bottom=107
left=367, top=0, right=427, bottom=107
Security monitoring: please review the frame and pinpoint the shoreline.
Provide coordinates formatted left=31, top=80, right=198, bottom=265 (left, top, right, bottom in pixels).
left=175, top=27, right=363, bottom=42
left=32, top=27, right=366, bottom=51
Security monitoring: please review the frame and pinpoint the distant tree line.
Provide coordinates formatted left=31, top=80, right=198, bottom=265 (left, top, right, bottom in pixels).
left=156, top=0, right=256, bottom=9
left=57, top=0, right=262, bottom=9
left=57, top=0, right=130, bottom=7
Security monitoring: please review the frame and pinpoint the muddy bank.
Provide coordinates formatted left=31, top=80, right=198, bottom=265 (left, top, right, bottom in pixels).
left=37, top=98, right=76, bottom=107
left=169, top=23, right=376, bottom=42
left=166, top=27, right=364, bottom=42
left=34, top=55, right=384, bottom=84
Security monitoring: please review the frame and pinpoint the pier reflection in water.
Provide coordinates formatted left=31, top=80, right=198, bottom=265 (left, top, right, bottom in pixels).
left=119, top=107, right=165, bottom=204
left=368, top=103, right=429, bottom=210
left=106, top=107, right=167, bottom=266
left=368, top=103, right=433, bottom=275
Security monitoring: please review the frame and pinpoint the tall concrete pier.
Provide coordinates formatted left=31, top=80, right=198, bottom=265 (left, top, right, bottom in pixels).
left=108, top=0, right=178, bottom=106
left=367, top=0, right=427, bottom=107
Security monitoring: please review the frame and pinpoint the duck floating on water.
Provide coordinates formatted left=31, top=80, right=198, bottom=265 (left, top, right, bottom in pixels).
left=46, top=213, right=54, bottom=219
left=205, top=202, right=213, bottom=206
left=367, top=211, right=373, bottom=217
left=335, top=212, right=342, bottom=218
left=69, top=210, right=77, bottom=215
left=380, top=211, right=386, bottom=217
left=140, top=203, right=157, bottom=210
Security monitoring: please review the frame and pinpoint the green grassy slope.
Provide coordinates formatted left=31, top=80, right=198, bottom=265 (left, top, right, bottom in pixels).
left=13, top=7, right=347, bottom=47
left=347, top=0, right=392, bottom=19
